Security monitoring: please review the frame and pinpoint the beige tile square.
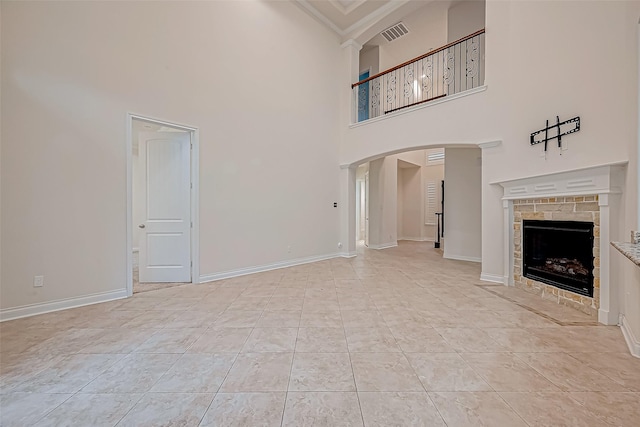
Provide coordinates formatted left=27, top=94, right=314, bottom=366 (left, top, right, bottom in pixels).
left=241, top=328, right=298, bottom=352
left=187, top=327, right=252, bottom=353
left=200, top=392, right=286, bottom=427
left=256, top=311, right=301, bottom=327
left=568, top=391, right=640, bottom=426
left=266, top=297, right=304, bottom=311
left=299, top=311, right=343, bottom=327
left=500, top=391, right=605, bottom=426
left=434, top=327, right=509, bottom=352
left=0, top=393, right=72, bottom=427
left=569, top=352, right=640, bottom=391
left=345, top=327, right=401, bottom=352
left=120, top=310, right=180, bottom=328
left=358, top=392, right=446, bottom=426
left=430, top=391, right=528, bottom=427
left=289, top=353, right=355, bottom=391
left=81, top=353, right=180, bottom=393
left=228, top=297, right=271, bottom=311
left=116, top=392, right=213, bottom=426
left=220, top=352, right=293, bottom=392
left=77, top=329, right=155, bottom=354
left=214, top=310, right=263, bottom=327
left=406, top=353, right=492, bottom=392
left=12, top=354, right=123, bottom=393
left=133, top=328, right=205, bottom=353
left=33, top=393, right=142, bottom=427
left=517, top=352, right=630, bottom=391
left=151, top=353, right=237, bottom=392
left=162, top=310, right=222, bottom=328
left=295, top=327, right=348, bottom=352
left=389, top=326, right=455, bottom=353
left=484, top=328, right=561, bottom=352
left=282, top=392, right=363, bottom=427
left=351, top=352, right=423, bottom=392
left=340, top=310, right=387, bottom=328
left=461, top=353, right=560, bottom=392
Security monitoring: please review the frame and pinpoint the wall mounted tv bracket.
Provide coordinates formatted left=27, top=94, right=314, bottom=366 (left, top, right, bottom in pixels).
left=530, top=116, right=580, bottom=153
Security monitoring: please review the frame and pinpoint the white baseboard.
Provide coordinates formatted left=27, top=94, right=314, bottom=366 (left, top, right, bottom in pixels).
left=0, top=289, right=128, bottom=322
left=398, top=237, right=433, bottom=242
left=480, top=272, right=506, bottom=284
left=620, top=315, right=640, bottom=358
left=368, top=242, right=398, bottom=250
left=444, top=253, right=482, bottom=263
left=340, top=251, right=357, bottom=258
left=199, top=252, right=343, bottom=283
left=598, top=308, right=619, bottom=326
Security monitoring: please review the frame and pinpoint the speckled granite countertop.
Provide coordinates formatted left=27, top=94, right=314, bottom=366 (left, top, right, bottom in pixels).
left=611, top=242, right=640, bottom=267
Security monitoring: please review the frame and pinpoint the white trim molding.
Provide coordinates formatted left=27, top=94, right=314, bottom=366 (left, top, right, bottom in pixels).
left=200, top=253, right=343, bottom=283
left=477, top=140, right=502, bottom=150
left=480, top=272, right=505, bottom=284
left=444, top=254, right=482, bottom=263
left=368, top=242, right=398, bottom=250
left=620, top=315, right=640, bottom=358
left=0, top=289, right=128, bottom=322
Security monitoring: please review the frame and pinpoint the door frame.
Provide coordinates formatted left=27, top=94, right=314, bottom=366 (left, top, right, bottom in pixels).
left=125, top=113, right=200, bottom=297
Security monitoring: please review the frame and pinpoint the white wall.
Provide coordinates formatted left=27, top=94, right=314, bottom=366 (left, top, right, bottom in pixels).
left=359, top=46, right=379, bottom=76
left=377, top=1, right=449, bottom=71
left=396, top=164, right=404, bottom=238
left=1, top=1, right=343, bottom=313
left=444, top=148, right=482, bottom=262
left=368, top=157, right=397, bottom=248
left=399, top=166, right=422, bottom=239
left=447, top=0, right=485, bottom=42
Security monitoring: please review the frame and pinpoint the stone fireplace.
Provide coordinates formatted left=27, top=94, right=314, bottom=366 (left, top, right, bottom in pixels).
left=498, top=163, right=626, bottom=325
left=513, top=197, right=599, bottom=316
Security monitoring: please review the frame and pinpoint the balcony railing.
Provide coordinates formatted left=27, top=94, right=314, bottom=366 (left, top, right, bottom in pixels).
left=352, top=29, right=485, bottom=123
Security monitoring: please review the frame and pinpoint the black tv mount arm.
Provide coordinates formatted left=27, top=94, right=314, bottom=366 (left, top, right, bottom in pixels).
left=530, top=116, right=580, bottom=152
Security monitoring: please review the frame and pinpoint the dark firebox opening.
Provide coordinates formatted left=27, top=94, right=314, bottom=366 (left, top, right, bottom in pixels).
left=522, top=220, right=594, bottom=297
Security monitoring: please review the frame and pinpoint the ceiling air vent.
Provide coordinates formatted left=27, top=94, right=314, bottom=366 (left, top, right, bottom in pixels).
left=380, top=22, right=409, bottom=42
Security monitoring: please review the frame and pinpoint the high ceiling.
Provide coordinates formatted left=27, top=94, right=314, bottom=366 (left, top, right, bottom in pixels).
left=295, top=0, right=434, bottom=44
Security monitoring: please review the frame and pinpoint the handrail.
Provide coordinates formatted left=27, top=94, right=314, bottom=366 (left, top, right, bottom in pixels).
left=384, top=94, right=446, bottom=115
left=352, top=28, right=486, bottom=89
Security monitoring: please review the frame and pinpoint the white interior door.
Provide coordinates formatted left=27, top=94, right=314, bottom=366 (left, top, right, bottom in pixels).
left=139, top=131, right=191, bottom=283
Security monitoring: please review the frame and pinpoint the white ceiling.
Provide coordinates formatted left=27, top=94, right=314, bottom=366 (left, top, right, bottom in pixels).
left=295, top=0, right=435, bottom=43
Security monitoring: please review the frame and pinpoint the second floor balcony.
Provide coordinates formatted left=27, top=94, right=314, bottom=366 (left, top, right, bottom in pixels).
left=352, top=29, right=485, bottom=123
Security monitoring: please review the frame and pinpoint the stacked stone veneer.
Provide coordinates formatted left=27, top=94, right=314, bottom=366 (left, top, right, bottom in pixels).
left=513, top=196, right=599, bottom=317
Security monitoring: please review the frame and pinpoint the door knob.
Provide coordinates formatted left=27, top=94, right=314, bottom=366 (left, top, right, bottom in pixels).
left=138, top=224, right=145, bottom=229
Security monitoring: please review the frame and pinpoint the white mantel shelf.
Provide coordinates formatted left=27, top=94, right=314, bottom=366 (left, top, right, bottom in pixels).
left=611, top=242, right=640, bottom=267
left=494, top=162, right=627, bottom=200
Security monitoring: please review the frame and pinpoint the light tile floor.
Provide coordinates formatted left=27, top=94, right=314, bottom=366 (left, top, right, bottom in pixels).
left=1, top=241, right=639, bottom=426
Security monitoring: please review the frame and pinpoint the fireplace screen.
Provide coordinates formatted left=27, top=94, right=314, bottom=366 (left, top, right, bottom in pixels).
left=522, top=220, right=594, bottom=297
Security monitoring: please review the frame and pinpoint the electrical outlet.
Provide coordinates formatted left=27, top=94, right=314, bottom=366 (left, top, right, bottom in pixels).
left=34, top=276, right=44, bottom=288
left=338, top=242, right=343, bottom=248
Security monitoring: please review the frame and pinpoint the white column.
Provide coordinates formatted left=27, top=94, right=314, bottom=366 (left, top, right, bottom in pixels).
left=339, top=165, right=357, bottom=257
left=598, top=193, right=618, bottom=325
left=340, top=39, right=362, bottom=125
left=503, top=199, right=513, bottom=286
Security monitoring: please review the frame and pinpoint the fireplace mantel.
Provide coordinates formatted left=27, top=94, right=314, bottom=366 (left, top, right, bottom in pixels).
left=496, top=162, right=627, bottom=325
left=494, top=162, right=626, bottom=200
